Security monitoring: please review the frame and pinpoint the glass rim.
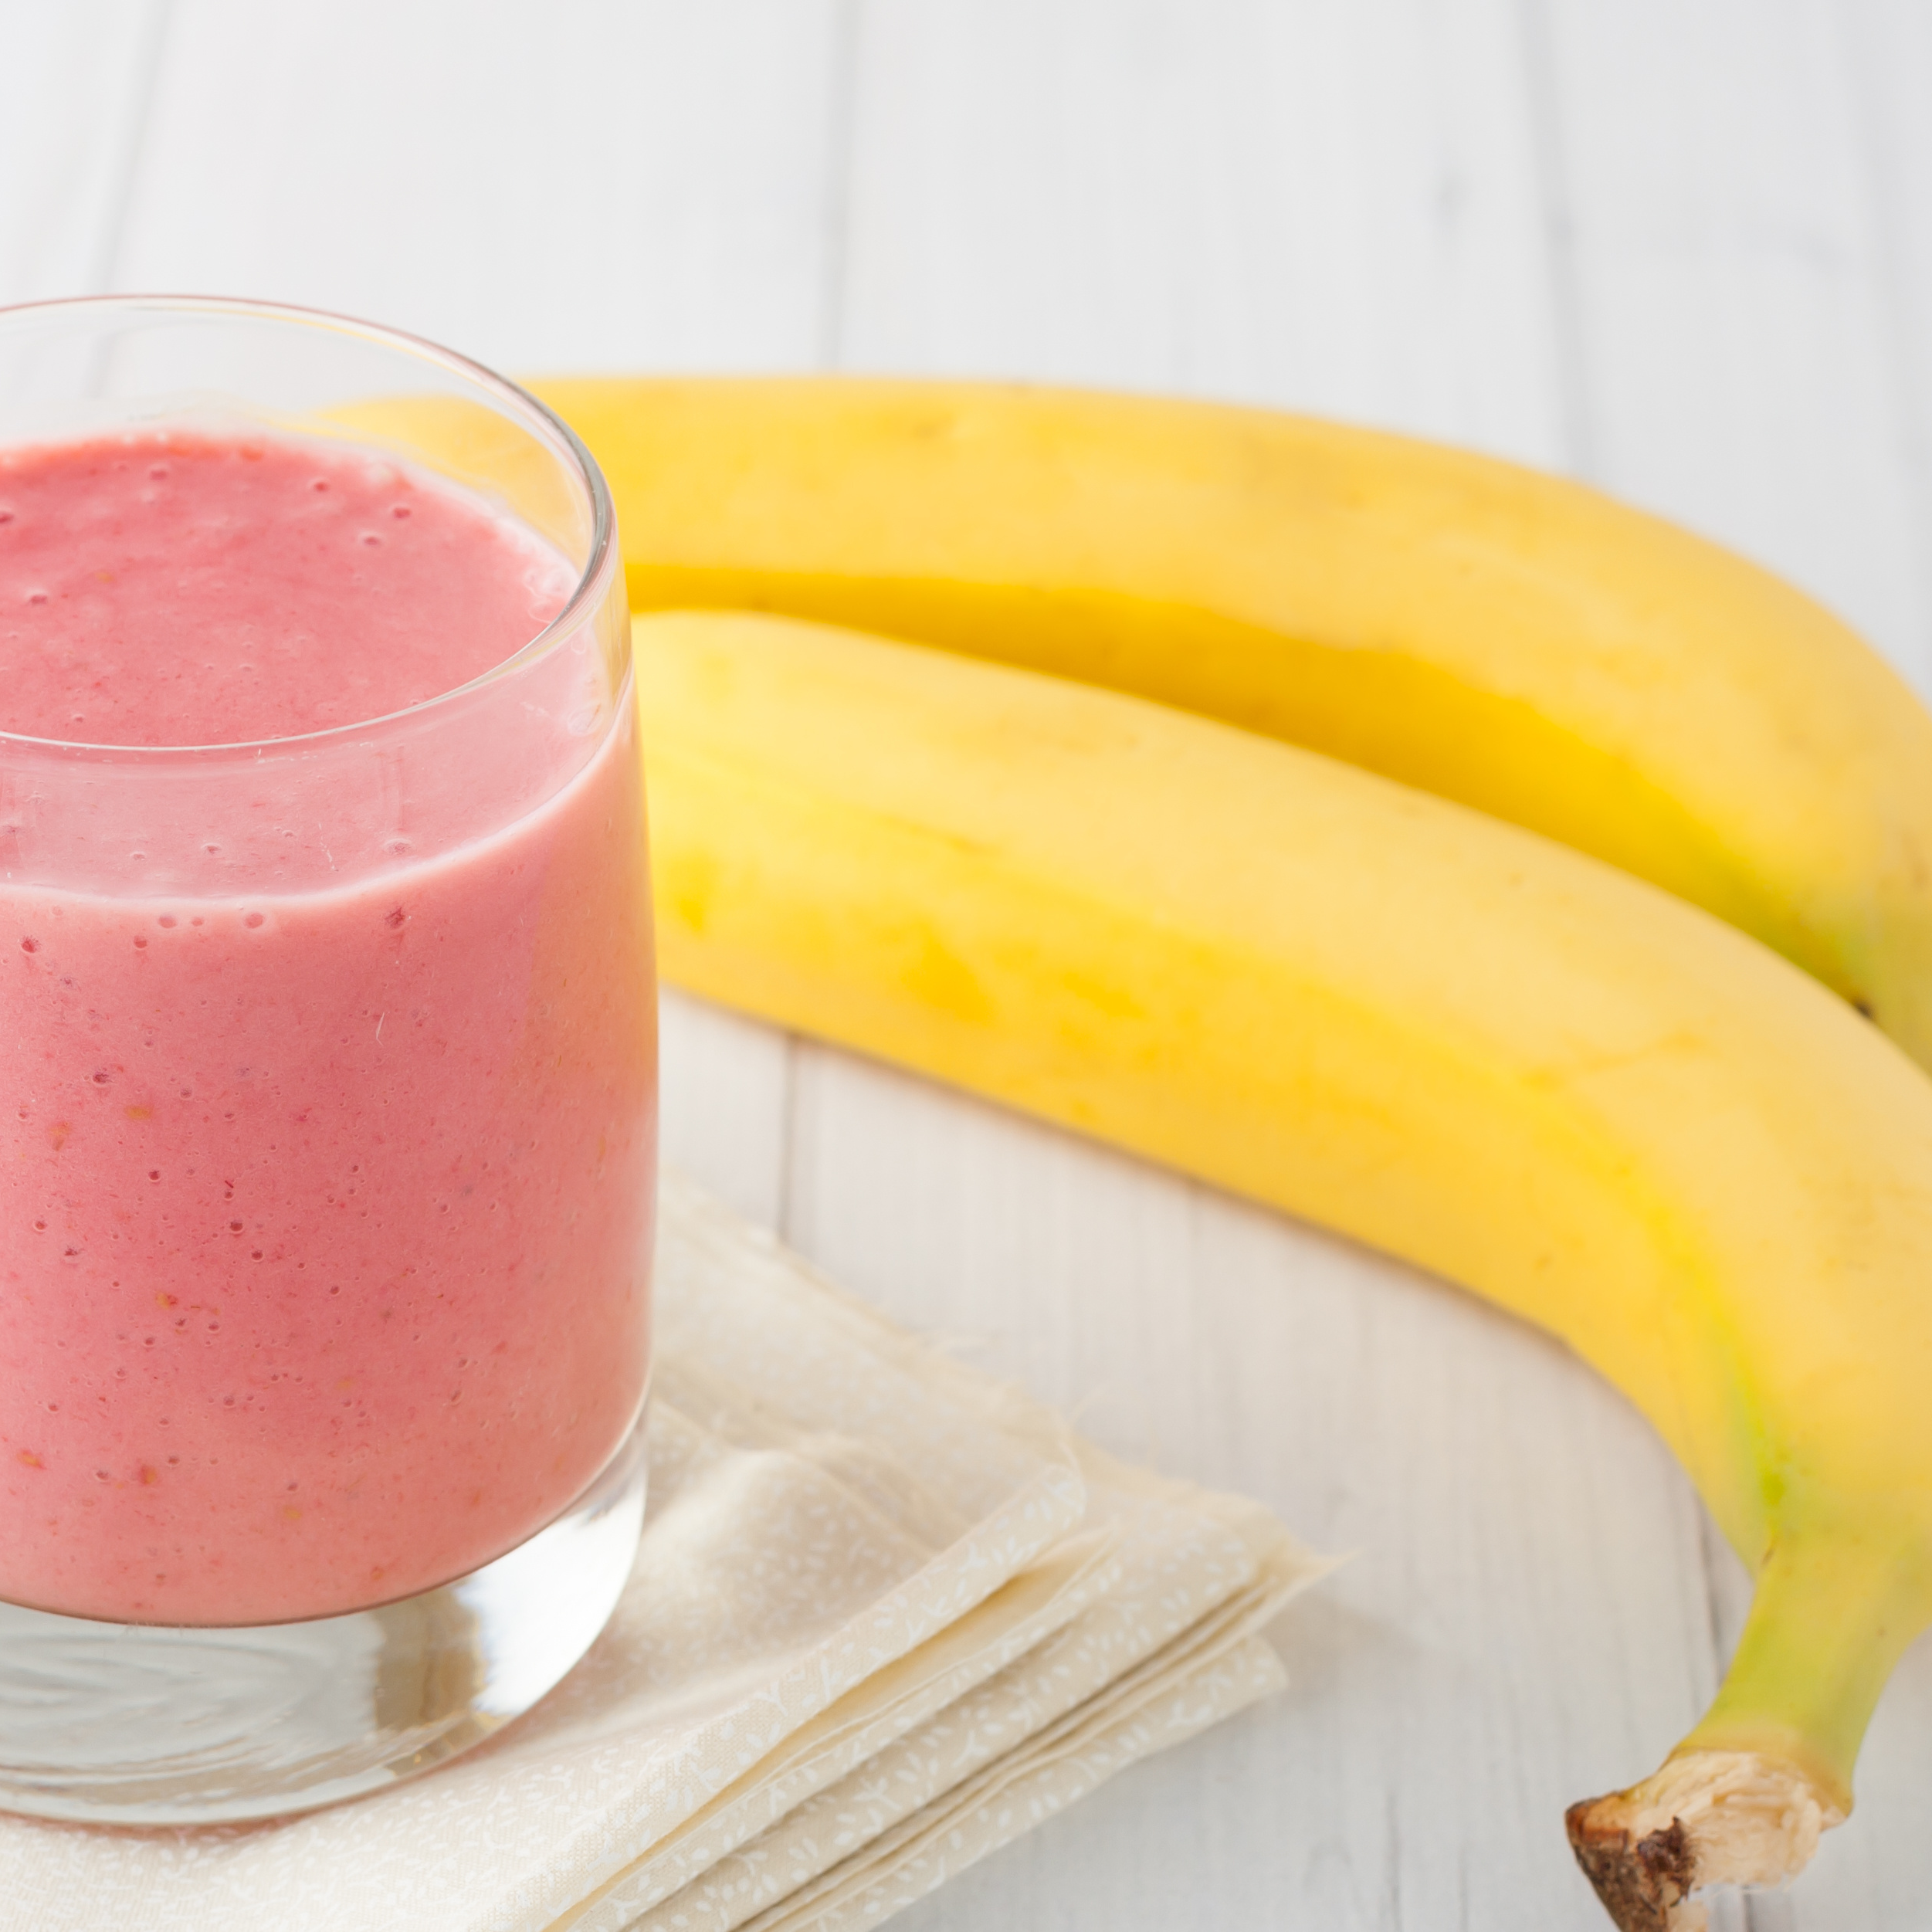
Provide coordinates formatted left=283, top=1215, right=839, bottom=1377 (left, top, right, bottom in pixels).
left=0, top=292, right=617, bottom=761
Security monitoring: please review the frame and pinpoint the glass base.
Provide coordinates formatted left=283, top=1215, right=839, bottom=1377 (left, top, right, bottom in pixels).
left=0, top=1410, right=649, bottom=1825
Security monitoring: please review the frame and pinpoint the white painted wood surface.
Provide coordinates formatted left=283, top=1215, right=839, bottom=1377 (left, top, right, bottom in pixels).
left=5, top=5, right=1930, bottom=1926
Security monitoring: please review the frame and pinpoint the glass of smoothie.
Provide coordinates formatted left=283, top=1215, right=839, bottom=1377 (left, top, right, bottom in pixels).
left=0, top=296, right=656, bottom=1822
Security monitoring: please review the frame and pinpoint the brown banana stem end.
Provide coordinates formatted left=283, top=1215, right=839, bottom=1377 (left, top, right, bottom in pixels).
left=1565, top=1750, right=1842, bottom=1932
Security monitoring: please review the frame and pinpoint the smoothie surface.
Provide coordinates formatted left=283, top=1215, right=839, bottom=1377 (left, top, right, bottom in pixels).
left=0, top=427, right=575, bottom=745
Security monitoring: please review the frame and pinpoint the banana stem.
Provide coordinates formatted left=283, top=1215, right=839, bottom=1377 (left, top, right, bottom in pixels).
left=1567, top=1513, right=1932, bottom=1929
left=1691, top=1515, right=1932, bottom=1808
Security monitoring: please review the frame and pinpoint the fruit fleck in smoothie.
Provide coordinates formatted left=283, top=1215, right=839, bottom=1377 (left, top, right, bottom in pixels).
left=0, top=429, right=655, bottom=1625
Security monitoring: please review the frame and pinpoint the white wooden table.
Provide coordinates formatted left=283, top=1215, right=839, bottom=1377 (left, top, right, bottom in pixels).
left=6, top=6, right=1930, bottom=1926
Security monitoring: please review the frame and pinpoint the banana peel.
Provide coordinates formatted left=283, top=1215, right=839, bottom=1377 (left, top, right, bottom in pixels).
left=534, top=375, right=1932, bottom=1076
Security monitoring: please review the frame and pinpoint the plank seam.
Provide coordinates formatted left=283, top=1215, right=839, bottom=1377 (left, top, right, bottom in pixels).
left=1507, top=0, right=1597, bottom=483
left=84, top=0, right=176, bottom=296
left=817, top=0, right=866, bottom=372
left=1836, top=0, right=1932, bottom=692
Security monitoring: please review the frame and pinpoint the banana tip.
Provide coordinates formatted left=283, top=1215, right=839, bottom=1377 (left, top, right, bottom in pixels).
left=1564, top=1749, right=1839, bottom=1931
left=1566, top=1794, right=1700, bottom=1931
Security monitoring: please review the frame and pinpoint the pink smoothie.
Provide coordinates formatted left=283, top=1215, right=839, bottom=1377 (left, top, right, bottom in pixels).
left=0, top=429, right=655, bottom=1624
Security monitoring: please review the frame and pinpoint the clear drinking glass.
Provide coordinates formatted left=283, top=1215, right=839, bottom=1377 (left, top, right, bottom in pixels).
left=0, top=297, right=656, bottom=1822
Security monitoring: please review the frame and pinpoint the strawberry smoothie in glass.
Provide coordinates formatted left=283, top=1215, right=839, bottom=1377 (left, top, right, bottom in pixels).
left=0, top=297, right=656, bottom=1825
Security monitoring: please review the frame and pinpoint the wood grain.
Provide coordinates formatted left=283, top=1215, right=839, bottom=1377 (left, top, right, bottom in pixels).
left=108, top=0, right=848, bottom=375
left=839, top=0, right=1570, bottom=466
left=0, top=0, right=169, bottom=304
left=1537, top=0, right=1932, bottom=692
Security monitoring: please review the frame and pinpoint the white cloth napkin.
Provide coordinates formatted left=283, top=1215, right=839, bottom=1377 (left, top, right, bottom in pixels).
left=0, top=1173, right=1326, bottom=1932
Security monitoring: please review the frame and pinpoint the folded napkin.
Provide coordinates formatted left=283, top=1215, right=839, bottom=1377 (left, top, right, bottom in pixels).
left=0, top=1174, right=1325, bottom=1932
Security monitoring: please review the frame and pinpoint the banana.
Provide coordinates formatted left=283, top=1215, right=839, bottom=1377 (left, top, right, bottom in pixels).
left=534, top=376, right=1932, bottom=1074
left=634, top=607, right=1932, bottom=1932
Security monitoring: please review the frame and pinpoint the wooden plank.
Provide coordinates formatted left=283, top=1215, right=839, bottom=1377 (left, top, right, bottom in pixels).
left=1537, top=0, right=1932, bottom=691
left=1841, top=0, right=1932, bottom=691
left=110, top=0, right=848, bottom=376
left=658, top=991, right=792, bottom=1232
left=839, top=0, right=1571, bottom=468
left=0, top=0, right=169, bottom=303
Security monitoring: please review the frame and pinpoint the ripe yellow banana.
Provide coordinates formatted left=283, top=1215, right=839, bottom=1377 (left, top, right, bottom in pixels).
left=635, top=607, right=1932, bottom=1932
left=535, top=376, right=1932, bottom=1075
